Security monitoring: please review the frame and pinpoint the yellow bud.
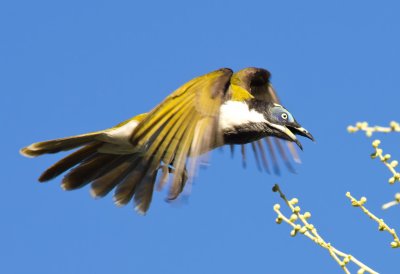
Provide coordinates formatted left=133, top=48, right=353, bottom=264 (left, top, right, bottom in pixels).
left=390, top=121, right=399, bottom=129
left=290, top=198, right=299, bottom=205
left=384, top=154, right=391, bottom=161
left=289, top=214, right=298, bottom=222
left=372, top=139, right=381, bottom=148
left=390, top=160, right=398, bottom=168
left=351, top=199, right=359, bottom=207
left=293, top=206, right=301, bottom=213
left=394, top=173, right=400, bottom=180
left=343, top=256, right=350, bottom=264
left=307, top=224, right=315, bottom=230
left=357, top=268, right=366, bottom=274
left=273, top=204, right=281, bottom=211
left=347, top=126, right=354, bottom=132
left=389, top=177, right=395, bottom=184
left=290, top=229, right=297, bottom=237
left=395, top=193, right=400, bottom=202
left=356, top=122, right=363, bottom=128
left=390, top=241, right=399, bottom=248
left=275, top=216, right=283, bottom=224
left=303, top=212, right=311, bottom=219
left=299, top=227, right=307, bottom=234
left=366, top=131, right=372, bottom=137
left=360, top=197, right=367, bottom=204
left=378, top=220, right=386, bottom=231
left=361, top=122, right=368, bottom=127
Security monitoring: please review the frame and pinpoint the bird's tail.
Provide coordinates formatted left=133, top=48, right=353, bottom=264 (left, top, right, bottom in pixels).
left=19, top=114, right=171, bottom=214
left=20, top=131, right=108, bottom=184
left=20, top=131, right=103, bottom=158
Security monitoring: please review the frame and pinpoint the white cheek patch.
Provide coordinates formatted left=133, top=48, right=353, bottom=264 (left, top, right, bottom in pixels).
left=219, top=101, right=266, bottom=130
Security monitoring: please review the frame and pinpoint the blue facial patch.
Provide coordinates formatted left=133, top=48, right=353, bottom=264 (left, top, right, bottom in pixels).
left=271, top=105, right=295, bottom=123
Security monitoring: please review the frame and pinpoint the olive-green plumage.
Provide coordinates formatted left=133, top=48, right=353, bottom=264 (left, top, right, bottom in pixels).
left=21, top=67, right=313, bottom=214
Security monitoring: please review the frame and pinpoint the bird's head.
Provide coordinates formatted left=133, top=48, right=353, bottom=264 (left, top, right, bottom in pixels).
left=264, top=103, right=314, bottom=150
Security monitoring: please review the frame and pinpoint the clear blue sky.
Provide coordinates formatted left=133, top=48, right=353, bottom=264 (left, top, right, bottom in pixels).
left=1, top=1, right=400, bottom=273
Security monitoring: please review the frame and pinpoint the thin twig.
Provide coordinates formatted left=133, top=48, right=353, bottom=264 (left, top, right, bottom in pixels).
left=346, top=192, right=400, bottom=248
left=273, top=184, right=379, bottom=274
left=347, top=121, right=400, bottom=137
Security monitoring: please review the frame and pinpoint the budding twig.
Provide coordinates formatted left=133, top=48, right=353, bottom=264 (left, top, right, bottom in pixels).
left=370, top=140, right=400, bottom=185
left=348, top=123, right=400, bottom=209
left=347, top=121, right=400, bottom=137
left=273, top=184, right=378, bottom=274
left=346, top=192, right=400, bottom=248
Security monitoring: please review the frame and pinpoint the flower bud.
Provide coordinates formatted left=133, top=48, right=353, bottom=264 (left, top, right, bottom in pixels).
left=372, top=140, right=381, bottom=148
left=289, top=214, right=298, bottom=222
left=273, top=204, right=281, bottom=211
left=357, top=268, right=365, bottom=274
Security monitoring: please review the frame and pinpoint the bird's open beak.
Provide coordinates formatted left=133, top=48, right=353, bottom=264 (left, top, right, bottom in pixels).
left=268, top=123, right=314, bottom=150
left=269, top=124, right=304, bottom=150
left=288, top=126, right=315, bottom=142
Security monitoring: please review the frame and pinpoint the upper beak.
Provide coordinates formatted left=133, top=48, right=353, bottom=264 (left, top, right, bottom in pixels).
left=289, top=126, right=315, bottom=142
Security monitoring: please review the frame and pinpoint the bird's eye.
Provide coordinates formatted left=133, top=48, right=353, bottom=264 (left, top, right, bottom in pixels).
left=281, top=113, right=288, bottom=120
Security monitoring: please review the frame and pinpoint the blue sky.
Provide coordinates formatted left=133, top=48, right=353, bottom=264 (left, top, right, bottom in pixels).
left=1, top=1, right=400, bottom=273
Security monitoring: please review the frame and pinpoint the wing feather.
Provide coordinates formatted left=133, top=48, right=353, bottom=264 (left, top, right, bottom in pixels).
left=122, top=68, right=232, bottom=212
left=133, top=93, right=196, bottom=144
left=265, top=138, right=280, bottom=175
left=168, top=115, right=198, bottom=199
left=250, top=142, right=262, bottom=171
left=255, top=140, right=270, bottom=173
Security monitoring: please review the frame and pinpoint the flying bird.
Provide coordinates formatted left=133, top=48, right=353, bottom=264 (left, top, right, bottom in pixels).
left=20, top=67, right=314, bottom=214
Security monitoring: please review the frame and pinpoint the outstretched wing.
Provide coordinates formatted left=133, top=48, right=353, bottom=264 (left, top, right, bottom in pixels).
left=119, top=68, right=233, bottom=212
left=230, top=67, right=300, bottom=174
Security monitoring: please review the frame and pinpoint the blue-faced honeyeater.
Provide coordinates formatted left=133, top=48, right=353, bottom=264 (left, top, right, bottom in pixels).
left=21, top=67, right=314, bottom=214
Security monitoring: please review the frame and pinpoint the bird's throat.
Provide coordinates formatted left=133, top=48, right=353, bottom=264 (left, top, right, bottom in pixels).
left=222, top=123, right=271, bottom=144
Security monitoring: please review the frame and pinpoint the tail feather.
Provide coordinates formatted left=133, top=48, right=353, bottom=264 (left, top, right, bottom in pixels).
left=61, top=153, right=125, bottom=190
left=20, top=131, right=102, bottom=157
left=114, top=168, right=144, bottom=206
left=90, top=157, right=138, bottom=198
left=21, top=113, right=168, bottom=214
left=134, top=172, right=157, bottom=215
left=39, top=142, right=102, bottom=182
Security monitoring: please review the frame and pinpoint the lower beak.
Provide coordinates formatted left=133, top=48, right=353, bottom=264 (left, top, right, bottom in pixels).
left=268, top=123, right=308, bottom=151
left=293, top=138, right=303, bottom=150
left=280, top=125, right=303, bottom=150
